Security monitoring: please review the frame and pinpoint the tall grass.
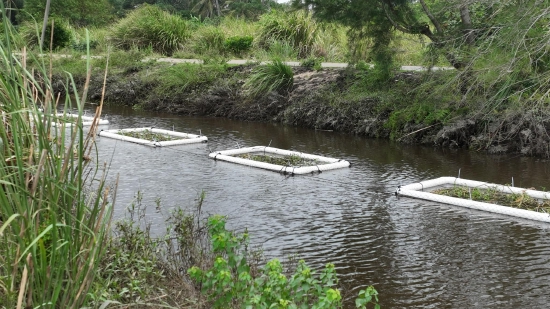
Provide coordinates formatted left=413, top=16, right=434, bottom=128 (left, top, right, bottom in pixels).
left=109, top=4, right=190, bottom=55
left=243, top=59, right=294, bottom=98
left=0, top=11, right=115, bottom=307
left=257, top=10, right=319, bottom=59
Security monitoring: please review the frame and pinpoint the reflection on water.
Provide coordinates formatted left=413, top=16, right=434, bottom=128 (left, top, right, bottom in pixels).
left=92, top=104, right=550, bottom=308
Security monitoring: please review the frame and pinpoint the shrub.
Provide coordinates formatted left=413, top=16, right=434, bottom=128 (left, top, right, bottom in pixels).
left=109, top=4, right=190, bottom=55
left=188, top=215, right=381, bottom=309
left=243, top=59, right=294, bottom=98
left=224, top=35, right=253, bottom=55
left=18, top=18, right=74, bottom=50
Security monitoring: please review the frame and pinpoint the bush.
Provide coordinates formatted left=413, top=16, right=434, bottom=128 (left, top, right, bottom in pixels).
left=18, top=18, right=74, bottom=50
left=300, top=57, right=323, bottom=70
left=188, top=215, right=381, bottom=309
left=224, top=35, right=253, bottom=55
left=109, top=4, right=190, bottom=55
left=243, top=59, right=294, bottom=98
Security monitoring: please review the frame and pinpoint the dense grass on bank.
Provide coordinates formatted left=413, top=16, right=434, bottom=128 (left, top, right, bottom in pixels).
left=0, top=21, right=113, bottom=308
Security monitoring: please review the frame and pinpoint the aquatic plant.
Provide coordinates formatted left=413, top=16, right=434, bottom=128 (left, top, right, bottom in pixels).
left=0, top=11, right=114, bottom=307
left=237, top=153, right=319, bottom=167
left=433, top=186, right=550, bottom=213
left=118, top=129, right=179, bottom=142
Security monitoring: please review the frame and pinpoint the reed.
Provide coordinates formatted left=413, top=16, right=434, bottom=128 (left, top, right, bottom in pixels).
left=0, top=7, right=115, bottom=307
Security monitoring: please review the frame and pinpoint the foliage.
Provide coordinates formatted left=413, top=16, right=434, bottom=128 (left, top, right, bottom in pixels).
left=18, top=18, right=74, bottom=50
left=243, top=59, right=294, bottom=98
left=300, top=57, right=323, bottom=70
left=0, top=11, right=114, bottom=308
left=224, top=35, right=253, bottom=55
left=21, top=0, right=115, bottom=26
left=109, top=4, right=190, bottom=55
left=257, top=10, right=320, bottom=59
left=188, top=215, right=380, bottom=309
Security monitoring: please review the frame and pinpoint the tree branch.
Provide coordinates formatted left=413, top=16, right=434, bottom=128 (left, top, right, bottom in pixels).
left=418, top=0, right=443, bottom=35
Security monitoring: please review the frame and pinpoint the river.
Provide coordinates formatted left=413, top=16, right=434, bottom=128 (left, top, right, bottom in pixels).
left=92, top=105, right=550, bottom=308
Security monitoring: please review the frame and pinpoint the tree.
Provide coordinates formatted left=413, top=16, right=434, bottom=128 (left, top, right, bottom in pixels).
left=292, top=0, right=497, bottom=71
left=22, top=0, right=115, bottom=26
left=191, top=0, right=222, bottom=18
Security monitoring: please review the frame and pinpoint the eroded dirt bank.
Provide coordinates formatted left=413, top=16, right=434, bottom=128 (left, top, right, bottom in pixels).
left=58, top=65, right=550, bottom=158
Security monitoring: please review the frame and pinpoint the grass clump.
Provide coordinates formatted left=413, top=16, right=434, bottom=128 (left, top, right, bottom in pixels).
left=109, top=4, right=190, bottom=55
left=237, top=153, right=320, bottom=167
left=0, top=13, right=114, bottom=308
left=257, top=10, right=319, bottom=59
left=433, top=187, right=550, bottom=213
left=243, top=59, right=293, bottom=98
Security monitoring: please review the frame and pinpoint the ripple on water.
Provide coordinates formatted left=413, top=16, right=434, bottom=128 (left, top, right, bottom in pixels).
left=95, top=106, right=550, bottom=309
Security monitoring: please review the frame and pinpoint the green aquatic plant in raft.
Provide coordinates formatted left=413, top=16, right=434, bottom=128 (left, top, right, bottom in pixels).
left=118, top=129, right=179, bottom=142
left=237, top=153, right=320, bottom=167
left=433, top=186, right=550, bottom=213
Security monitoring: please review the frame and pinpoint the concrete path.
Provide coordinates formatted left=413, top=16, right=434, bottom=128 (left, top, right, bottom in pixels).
left=19, top=53, right=454, bottom=71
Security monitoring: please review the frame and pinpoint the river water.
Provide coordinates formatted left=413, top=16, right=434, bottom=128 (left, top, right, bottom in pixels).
left=92, top=105, right=550, bottom=308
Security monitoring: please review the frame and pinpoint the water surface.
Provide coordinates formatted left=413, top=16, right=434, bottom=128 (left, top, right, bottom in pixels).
left=93, top=105, right=550, bottom=308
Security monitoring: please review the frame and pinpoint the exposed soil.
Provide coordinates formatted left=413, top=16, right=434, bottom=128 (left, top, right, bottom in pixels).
left=54, top=65, right=550, bottom=158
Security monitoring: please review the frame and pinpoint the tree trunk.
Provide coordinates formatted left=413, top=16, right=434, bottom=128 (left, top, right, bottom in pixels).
left=460, top=5, right=475, bottom=45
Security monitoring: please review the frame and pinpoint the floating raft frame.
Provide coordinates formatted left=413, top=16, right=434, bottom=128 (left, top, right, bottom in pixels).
left=396, top=177, right=550, bottom=223
left=99, top=127, right=207, bottom=147
left=209, top=146, right=350, bottom=175
left=53, top=113, right=109, bottom=126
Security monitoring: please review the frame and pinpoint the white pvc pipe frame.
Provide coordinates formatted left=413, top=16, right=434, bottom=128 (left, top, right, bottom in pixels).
left=99, top=127, right=208, bottom=147
left=53, top=113, right=109, bottom=126
left=397, top=177, right=550, bottom=223
left=209, top=146, right=350, bottom=175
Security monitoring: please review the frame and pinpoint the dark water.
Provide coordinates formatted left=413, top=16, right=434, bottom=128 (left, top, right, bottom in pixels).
left=92, top=105, right=550, bottom=308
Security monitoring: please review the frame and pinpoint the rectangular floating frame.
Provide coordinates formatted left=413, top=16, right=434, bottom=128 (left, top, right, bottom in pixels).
left=396, top=177, right=550, bottom=223
left=99, top=127, right=207, bottom=147
left=209, top=146, right=350, bottom=175
left=53, top=113, right=109, bottom=126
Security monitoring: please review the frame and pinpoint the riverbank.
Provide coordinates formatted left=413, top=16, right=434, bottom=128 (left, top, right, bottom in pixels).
left=54, top=60, right=550, bottom=158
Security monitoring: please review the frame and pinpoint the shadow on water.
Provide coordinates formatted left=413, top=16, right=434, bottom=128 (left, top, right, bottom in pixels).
left=94, top=104, right=550, bottom=309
